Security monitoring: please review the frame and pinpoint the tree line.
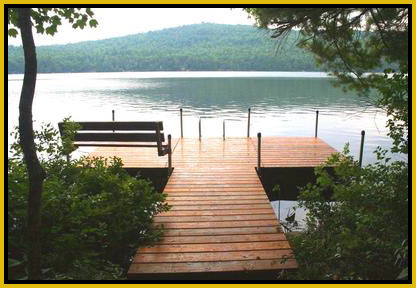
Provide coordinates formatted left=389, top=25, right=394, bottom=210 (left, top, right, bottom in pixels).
left=8, top=23, right=320, bottom=73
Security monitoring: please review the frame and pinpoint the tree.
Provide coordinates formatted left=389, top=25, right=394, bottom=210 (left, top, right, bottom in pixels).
left=8, top=8, right=97, bottom=279
left=244, top=8, right=408, bottom=279
left=245, top=8, right=408, bottom=154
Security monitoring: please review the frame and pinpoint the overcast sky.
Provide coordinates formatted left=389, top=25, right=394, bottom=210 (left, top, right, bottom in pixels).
left=8, top=8, right=255, bottom=46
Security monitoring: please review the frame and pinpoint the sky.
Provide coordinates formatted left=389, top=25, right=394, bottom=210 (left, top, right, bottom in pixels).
left=8, top=8, right=255, bottom=47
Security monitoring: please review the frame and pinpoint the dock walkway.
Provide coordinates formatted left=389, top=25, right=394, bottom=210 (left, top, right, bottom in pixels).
left=90, top=137, right=336, bottom=279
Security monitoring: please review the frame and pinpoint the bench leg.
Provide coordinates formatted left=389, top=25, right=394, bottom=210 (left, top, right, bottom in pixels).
left=168, top=134, right=172, bottom=176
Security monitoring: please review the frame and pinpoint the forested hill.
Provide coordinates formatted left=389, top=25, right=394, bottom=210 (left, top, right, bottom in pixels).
left=8, top=23, right=320, bottom=74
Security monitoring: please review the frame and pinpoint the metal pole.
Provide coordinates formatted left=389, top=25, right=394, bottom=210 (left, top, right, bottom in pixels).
left=168, top=134, right=172, bottom=175
left=359, top=130, right=365, bottom=167
left=112, top=110, right=115, bottom=132
left=315, top=110, right=319, bottom=138
left=180, top=108, right=183, bottom=138
left=278, top=192, right=281, bottom=220
left=223, top=120, right=225, bottom=140
left=247, top=107, right=251, bottom=137
left=199, top=118, right=201, bottom=141
left=257, top=132, right=261, bottom=170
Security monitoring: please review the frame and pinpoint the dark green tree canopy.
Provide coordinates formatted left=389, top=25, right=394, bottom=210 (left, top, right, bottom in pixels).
left=245, top=8, right=408, bottom=154
left=245, top=8, right=408, bottom=88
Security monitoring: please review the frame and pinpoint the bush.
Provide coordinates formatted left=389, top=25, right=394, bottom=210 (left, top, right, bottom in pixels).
left=8, top=121, right=169, bottom=280
left=283, top=145, right=408, bottom=280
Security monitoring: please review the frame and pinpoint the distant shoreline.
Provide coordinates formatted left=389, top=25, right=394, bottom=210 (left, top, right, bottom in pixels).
left=8, top=71, right=333, bottom=79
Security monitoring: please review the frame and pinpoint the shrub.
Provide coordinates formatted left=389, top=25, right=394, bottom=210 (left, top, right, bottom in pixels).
left=284, top=145, right=408, bottom=280
left=8, top=121, right=169, bottom=279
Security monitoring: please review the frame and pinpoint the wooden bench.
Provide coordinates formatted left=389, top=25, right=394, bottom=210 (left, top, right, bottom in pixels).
left=58, top=121, right=172, bottom=173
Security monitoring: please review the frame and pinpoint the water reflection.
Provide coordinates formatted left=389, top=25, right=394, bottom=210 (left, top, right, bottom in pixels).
left=271, top=200, right=307, bottom=231
left=107, top=77, right=377, bottom=116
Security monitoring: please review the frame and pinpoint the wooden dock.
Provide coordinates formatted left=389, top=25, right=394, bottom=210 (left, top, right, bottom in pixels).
left=90, top=137, right=336, bottom=279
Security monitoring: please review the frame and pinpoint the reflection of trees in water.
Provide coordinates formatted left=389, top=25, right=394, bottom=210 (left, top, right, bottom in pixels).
left=108, top=77, right=373, bottom=115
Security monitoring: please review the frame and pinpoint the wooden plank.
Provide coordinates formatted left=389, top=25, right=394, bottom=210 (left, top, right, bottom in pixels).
left=134, top=249, right=294, bottom=263
left=166, top=195, right=268, bottom=201
left=128, top=259, right=298, bottom=274
left=169, top=204, right=273, bottom=211
left=164, top=187, right=266, bottom=192
left=166, top=200, right=269, bottom=205
left=73, top=132, right=164, bottom=142
left=159, top=233, right=287, bottom=244
left=75, top=142, right=161, bottom=147
left=154, top=214, right=276, bottom=223
left=140, top=241, right=290, bottom=253
left=165, top=183, right=262, bottom=187
left=166, top=180, right=262, bottom=185
left=162, top=226, right=282, bottom=237
left=155, top=219, right=278, bottom=229
left=158, top=209, right=275, bottom=216
left=165, top=191, right=267, bottom=196
left=65, top=121, right=163, bottom=131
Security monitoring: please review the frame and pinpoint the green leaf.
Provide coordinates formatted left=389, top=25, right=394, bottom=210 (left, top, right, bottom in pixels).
left=8, top=28, right=18, bottom=37
left=89, top=19, right=98, bottom=28
left=45, top=25, right=57, bottom=36
left=86, top=8, right=94, bottom=17
left=35, top=24, right=45, bottom=34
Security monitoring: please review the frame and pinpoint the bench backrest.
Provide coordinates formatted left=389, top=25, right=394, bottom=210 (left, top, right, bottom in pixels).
left=58, top=121, right=168, bottom=155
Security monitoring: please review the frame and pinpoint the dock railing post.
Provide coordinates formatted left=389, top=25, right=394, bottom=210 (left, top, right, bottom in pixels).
left=257, top=132, right=261, bottom=171
left=180, top=108, right=183, bottom=138
left=168, top=134, right=172, bottom=176
left=247, top=108, right=251, bottom=137
left=112, top=109, right=115, bottom=132
left=359, top=130, right=365, bottom=167
left=315, top=110, right=319, bottom=138
left=278, top=189, right=281, bottom=220
left=223, top=120, right=225, bottom=140
left=199, top=118, right=201, bottom=141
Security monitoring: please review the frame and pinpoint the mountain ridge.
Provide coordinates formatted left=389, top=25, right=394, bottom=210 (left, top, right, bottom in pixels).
left=8, top=23, right=319, bottom=74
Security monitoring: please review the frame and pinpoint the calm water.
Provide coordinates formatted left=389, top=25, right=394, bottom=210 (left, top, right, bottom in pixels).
left=8, top=71, right=396, bottom=227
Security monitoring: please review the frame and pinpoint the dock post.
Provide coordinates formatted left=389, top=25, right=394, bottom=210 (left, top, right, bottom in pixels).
left=257, top=132, right=261, bottom=170
left=359, top=130, right=365, bottom=167
left=168, top=134, right=172, bottom=176
left=112, top=109, right=115, bottom=132
left=278, top=189, right=281, bottom=221
left=223, top=120, right=225, bottom=140
left=315, top=110, right=319, bottom=138
left=247, top=108, right=251, bottom=137
left=180, top=108, right=183, bottom=138
left=199, top=118, right=201, bottom=141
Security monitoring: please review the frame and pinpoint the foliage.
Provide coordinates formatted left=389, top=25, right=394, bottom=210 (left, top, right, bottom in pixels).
left=283, top=146, right=408, bottom=280
left=8, top=23, right=320, bottom=73
left=8, top=8, right=97, bottom=38
left=246, top=9, right=408, bottom=279
left=372, top=71, right=408, bottom=154
left=8, top=121, right=169, bottom=279
left=245, top=8, right=408, bottom=154
left=9, top=7, right=99, bottom=279
left=244, top=8, right=408, bottom=74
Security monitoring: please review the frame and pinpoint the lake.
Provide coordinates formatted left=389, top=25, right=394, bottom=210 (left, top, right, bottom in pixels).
left=7, top=71, right=395, bottom=227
